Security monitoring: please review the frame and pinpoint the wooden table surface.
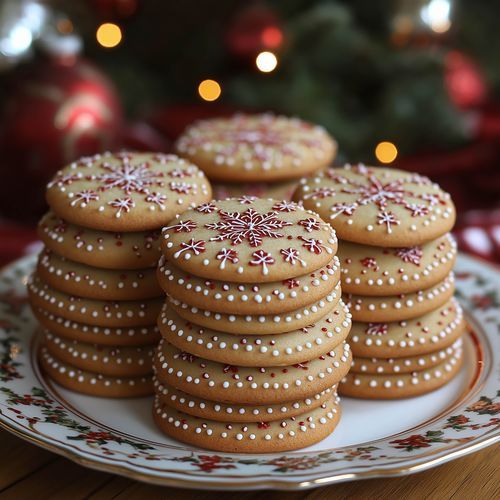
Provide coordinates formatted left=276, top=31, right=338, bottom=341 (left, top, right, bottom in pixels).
left=0, top=428, right=498, bottom=499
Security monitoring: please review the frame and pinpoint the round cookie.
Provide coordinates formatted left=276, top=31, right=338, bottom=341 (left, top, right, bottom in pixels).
left=344, top=273, right=455, bottom=323
left=294, top=164, right=456, bottom=247
left=46, top=152, right=212, bottom=232
left=28, top=274, right=163, bottom=327
left=340, top=347, right=463, bottom=399
left=175, top=113, right=337, bottom=182
left=167, top=284, right=341, bottom=335
left=351, top=339, right=462, bottom=375
left=157, top=254, right=341, bottom=315
left=39, top=346, right=153, bottom=398
left=33, top=307, right=160, bottom=346
left=158, top=301, right=351, bottom=366
left=37, top=249, right=162, bottom=300
left=349, top=298, right=465, bottom=358
left=38, top=211, right=162, bottom=270
left=161, top=198, right=338, bottom=283
left=43, top=330, right=154, bottom=377
left=154, top=339, right=352, bottom=405
left=153, top=394, right=341, bottom=452
left=154, top=378, right=337, bottom=423
left=339, top=234, right=457, bottom=296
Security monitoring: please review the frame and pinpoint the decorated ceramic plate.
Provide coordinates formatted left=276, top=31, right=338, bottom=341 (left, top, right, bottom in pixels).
left=0, top=254, right=498, bottom=490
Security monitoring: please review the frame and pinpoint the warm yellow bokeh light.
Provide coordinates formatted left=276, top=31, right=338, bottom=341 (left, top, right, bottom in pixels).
left=256, top=51, right=278, bottom=73
left=375, top=141, right=398, bottom=164
left=96, top=23, right=122, bottom=48
left=198, top=79, right=222, bottom=102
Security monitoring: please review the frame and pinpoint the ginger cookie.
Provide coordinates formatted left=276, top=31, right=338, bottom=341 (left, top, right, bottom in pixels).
left=175, top=113, right=337, bottom=182
left=344, top=273, right=455, bottom=322
left=37, top=248, right=162, bottom=300
left=28, top=274, right=163, bottom=327
left=167, top=284, right=341, bottom=335
left=154, top=339, right=351, bottom=405
left=294, top=164, right=456, bottom=247
left=340, top=346, right=463, bottom=399
left=46, top=152, right=212, bottom=232
left=351, top=339, right=462, bottom=375
left=338, top=234, right=457, bottom=296
left=161, top=198, right=338, bottom=283
left=153, top=394, right=341, bottom=453
left=349, top=298, right=465, bottom=358
left=38, top=211, right=162, bottom=270
left=157, top=254, right=341, bottom=315
left=154, top=378, right=336, bottom=423
left=39, top=346, right=153, bottom=398
left=157, top=301, right=351, bottom=366
left=33, top=307, right=160, bottom=346
left=43, top=330, right=154, bottom=377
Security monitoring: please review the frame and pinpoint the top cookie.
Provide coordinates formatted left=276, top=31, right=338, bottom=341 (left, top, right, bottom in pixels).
left=175, top=113, right=337, bottom=182
left=161, top=198, right=338, bottom=283
left=46, top=152, right=212, bottom=232
left=294, top=164, right=456, bottom=247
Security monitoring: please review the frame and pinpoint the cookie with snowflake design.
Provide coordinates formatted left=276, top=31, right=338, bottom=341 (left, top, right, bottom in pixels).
left=39, top=346, right=153, bottom=398
left=161, top=198, right=337, bottom=283
left=350, top=338, right=462, bottom=375
left=348, top=298, right=465, bottom=358
left=166, top=283, right=341, bottom=335
left=154, top=378, right=337, bottom=423
left=28, top=273, right=163, bottom=327
left=157, top=301, right=351, bottom=367
left=36, top=248, right=162, bottom=301
left=175, top=113, right=337, bottom=182
left=43, top=330, right=154, bottom=377
left=294, top=164, right=456, bottom=247
left=46, top=152, right=212, bottom=232
left=157, top=254, right=340, bottom=315
left=154, top=339, right=351, bottom=405
left=153, top=393, right=341, bottom=453
left=340, top=344, right=463, bottom=399
left=338, top=234, right=457, bottom=296
left=33, top=307, right=160, bottom=346
left=38, top=211, right=163, bottom=270
left=344, top=273, right=455, bottom=322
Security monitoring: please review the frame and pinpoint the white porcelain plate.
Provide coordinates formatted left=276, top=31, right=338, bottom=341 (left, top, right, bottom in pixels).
left=0, top=254, right=498, bottom=490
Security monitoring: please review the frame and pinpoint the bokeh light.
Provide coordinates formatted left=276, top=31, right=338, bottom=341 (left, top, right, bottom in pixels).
left=256, top=51, right=278, bottom=72
left=261, top=26, right=283, bottom=48
left=96, top=23, right=122, bottom=48
left=375, top=141, right=398, bottom=164
left=198, top=79, right=222, bottom=101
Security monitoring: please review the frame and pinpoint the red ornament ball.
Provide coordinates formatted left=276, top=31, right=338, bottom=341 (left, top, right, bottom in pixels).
left=0, top=54, right=123, bottom=220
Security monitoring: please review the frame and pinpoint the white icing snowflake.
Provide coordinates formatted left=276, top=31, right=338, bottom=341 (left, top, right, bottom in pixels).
left=97, top=157, right=165, bottom=194
left=216, top=248, right=239, bottom=269
left=329, top=202, right=358, bottom=219
left=298, top=218, right=321, bottom=232
left=237, top=195, right=257, bottom=204
left=272, top=201, right=298, bottom=212
left=70, top=189, right=99, bottom=207
left=108, top=197, right=135, bottom=218
left=303, top=187, right=336, bottom=199
left=376, top=211, right=400, bottom=233
left=300, top=237, right=325, bottom=254
left=163, top=220, right=197, bottom=233
left=394, top=246, right=423, bottom=266
left=279, top=247, right=306, bottom=266
left=145, top=192, right=167, bottom=209
left=205, top=208, right=292, bottom=247
left=169, top=182, right=195, bottom=195
left=173, top=238, right=206, bottom=259
left=249, top=250, right=275, bottom=275
left=196, top=202, right=217, bottom=213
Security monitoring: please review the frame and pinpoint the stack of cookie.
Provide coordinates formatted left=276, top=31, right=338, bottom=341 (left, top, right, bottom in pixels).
left=294, top=164, right=465, bottom=399
left=175, top=113, right=337, bottom=201
left=153, top=197, right=352, bottom=451
left=28, top=152, right=212, bottom=397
